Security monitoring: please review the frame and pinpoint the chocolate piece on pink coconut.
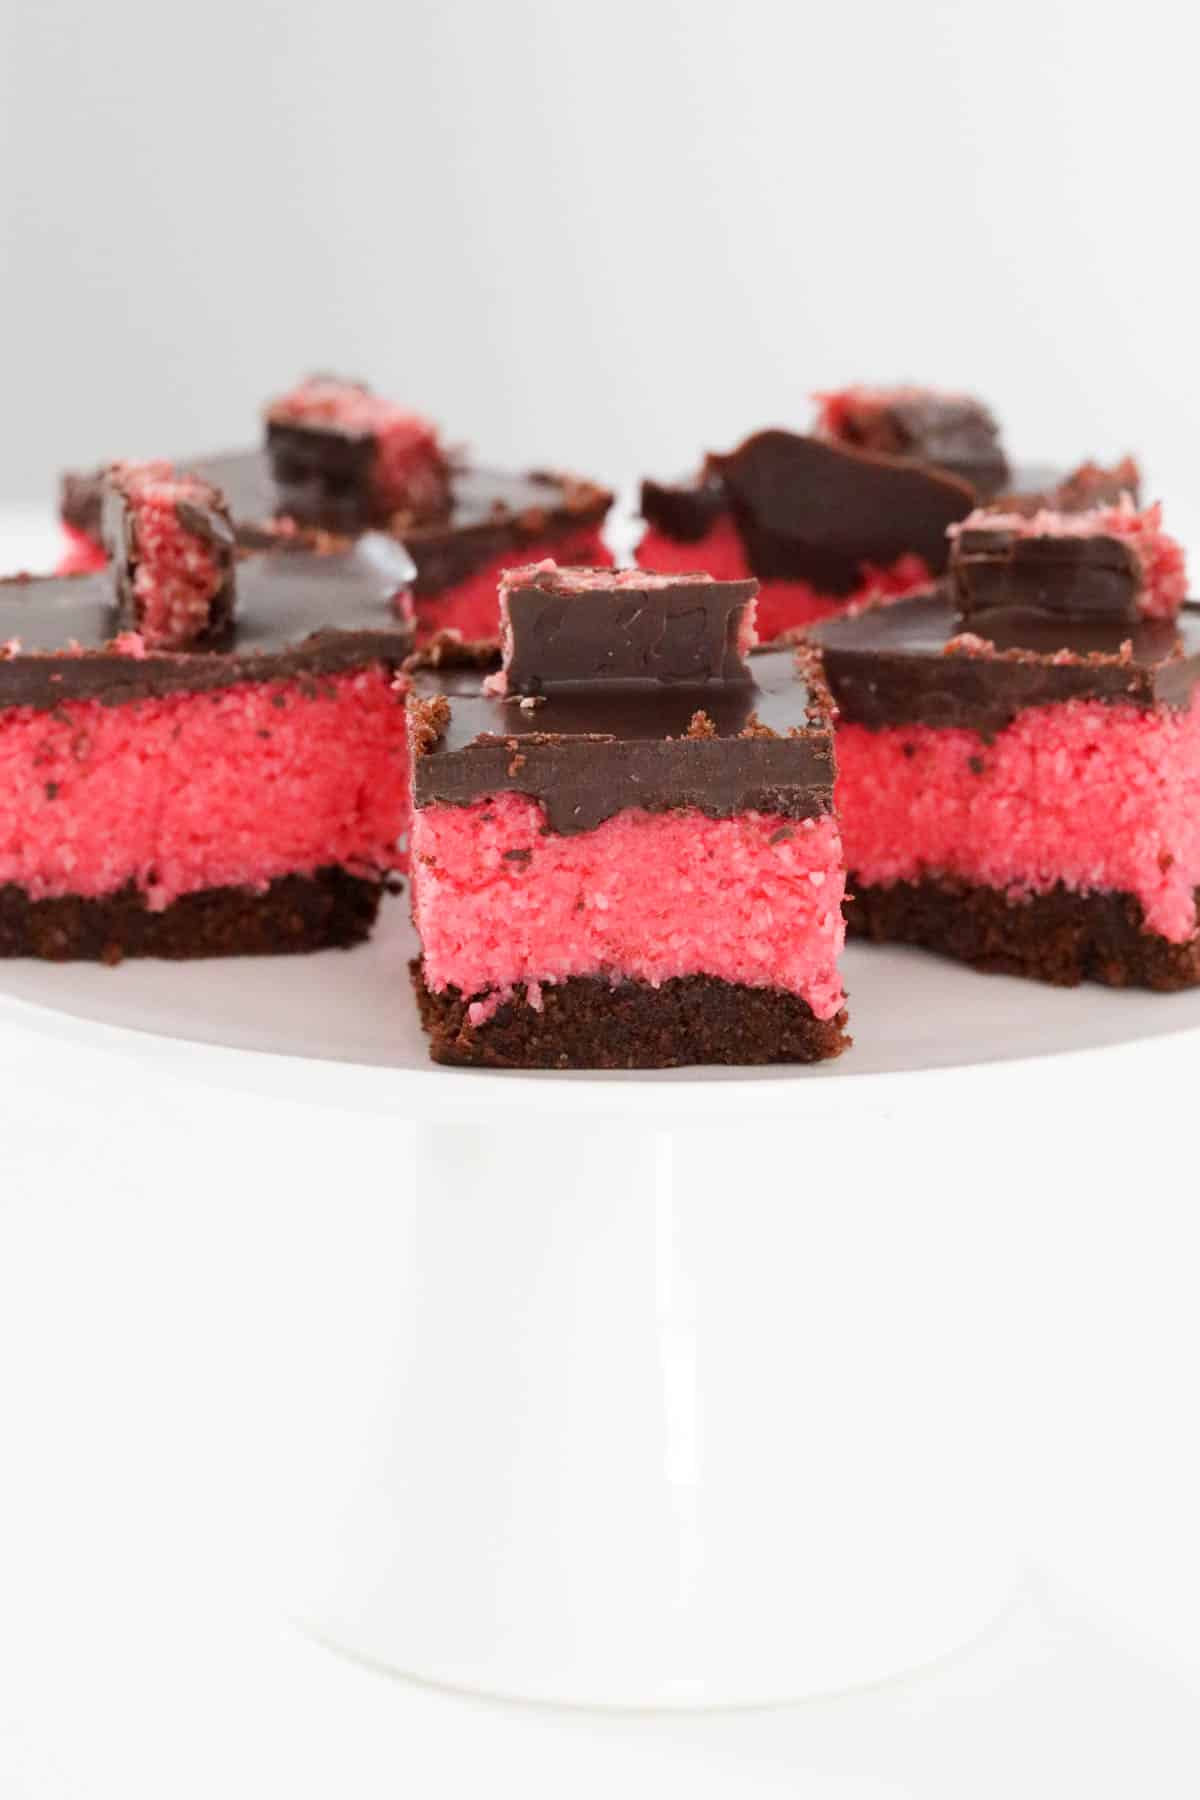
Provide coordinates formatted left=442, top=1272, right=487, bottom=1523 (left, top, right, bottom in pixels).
left=101, top=461, right=237, bottom=650
left=407, top=565, right=848, bottom=1067
left=806, top=555, right=1200, bottom=989
left=638, top=429, right=974, bottom=641
left=60, top=448, right=613, bottom=644
left=265, top=375, right=451, bottom=532
left=951, top=501, right=1186, bottom=627
left=0, top=533, right=415, bottom=962
left=813, top=385, right=1010, bottom=498
left=496, top=562, right=758, bottom=696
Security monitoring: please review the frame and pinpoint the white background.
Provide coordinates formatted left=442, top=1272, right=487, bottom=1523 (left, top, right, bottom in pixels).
left=4, top=1, right=1200, bottom=1791
left=4, top=0, right=1199, bottom=537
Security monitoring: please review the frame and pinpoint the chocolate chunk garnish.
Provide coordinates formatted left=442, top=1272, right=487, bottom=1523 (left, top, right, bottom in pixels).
left=707, top=430, right=974, bottom=590
left=500, top=565, right=757, bottom=693
left=952, top=523, right=1142, bottom=625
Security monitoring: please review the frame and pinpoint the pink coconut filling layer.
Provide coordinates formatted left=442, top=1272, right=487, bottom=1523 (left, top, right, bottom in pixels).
left=413, top=531, right=612, bottom=643
left=412, top=795, right=847, bottom=1020
left=636, top=516, right=930, bottom=640
left=836, top=690, right=1200, bottom=942
left=0, top=668, right=407, bottom=907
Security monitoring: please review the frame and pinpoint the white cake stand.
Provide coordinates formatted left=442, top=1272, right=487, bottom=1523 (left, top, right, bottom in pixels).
left=4, top=899, right=1199, bottom=1710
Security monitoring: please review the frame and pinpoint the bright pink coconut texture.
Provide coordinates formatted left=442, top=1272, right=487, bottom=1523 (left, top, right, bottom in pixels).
left=636, top=516, right=929, bottom=641
left=836, top=690, right=1200, bottom=943
left=57, top=526, right=108, bottom=577
left=0, top=668, right=407, bottom=906
left=411, top=795, right=847, bottom=1021
left=412, top=532, right=612, bottom=644
left=269, top=377, right=446, bottom=518
left=117, top=464, right=227, bottom=648
left=953, top=499, right=1186, bottom=622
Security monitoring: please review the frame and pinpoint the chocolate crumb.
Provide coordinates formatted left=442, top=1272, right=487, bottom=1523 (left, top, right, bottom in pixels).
left=503, top=847, right=532, bottom=864
left=409, top=693, right=451, bottom=757
left=739, top=711, right=777, bottom=740
left=769, top=826, right=795, bottom=845
left=968, top=754, right=985, bottom=775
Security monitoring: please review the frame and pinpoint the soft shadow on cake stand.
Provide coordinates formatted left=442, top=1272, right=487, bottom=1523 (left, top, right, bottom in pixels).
left=3, top=907, right=1200, bottom=1709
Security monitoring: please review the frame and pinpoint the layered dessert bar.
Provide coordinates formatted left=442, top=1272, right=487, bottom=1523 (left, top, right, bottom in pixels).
left=407, top=563, right=849, bottom=1067
left=807, top=501, right=1200, bottom=988
left=58, top=380, right=613, bottom=642
left=639, top=388, right=1140, bottom=641
left=1, top=468, right=415, bottom=960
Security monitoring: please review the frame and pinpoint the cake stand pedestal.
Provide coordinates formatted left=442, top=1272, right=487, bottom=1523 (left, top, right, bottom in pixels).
left=287, top=1107, right=1018, bottom=1707
left=3, top=924, right=1197, bottom=1710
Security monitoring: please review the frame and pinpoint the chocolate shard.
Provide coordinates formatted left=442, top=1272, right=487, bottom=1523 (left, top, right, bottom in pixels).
left=952, top=522, right=1142, bottom=625
left=499, top=564, right=758, bottom=694
left=707, top=430, right=974, bottom=591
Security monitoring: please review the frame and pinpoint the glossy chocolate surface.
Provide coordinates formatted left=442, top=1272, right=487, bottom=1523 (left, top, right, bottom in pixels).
left=0, top=534, right=415, bottom=710
left=503, top=572, right=757, bottom=692
left=808, top=591, right=1200, bottom=735
left=411, top=646, right=834, bottom=833
left=62, top=451, right=613, bottom=591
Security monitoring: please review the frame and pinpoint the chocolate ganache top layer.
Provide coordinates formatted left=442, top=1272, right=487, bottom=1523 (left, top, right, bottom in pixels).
left=62, top=451, right=613, bottom=593
left=409, top=645, right=834, bottom=834
left=807, top=591, right=1200, bottom=736
left=0, top=534, right=415, bottom=711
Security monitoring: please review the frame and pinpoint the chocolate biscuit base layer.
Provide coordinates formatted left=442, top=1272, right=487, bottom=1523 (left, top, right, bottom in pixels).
left=848, top=877, right=1200, bottom=990
left=411, top=961, right=850, bottom=1068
